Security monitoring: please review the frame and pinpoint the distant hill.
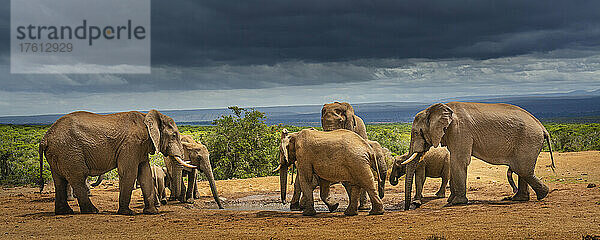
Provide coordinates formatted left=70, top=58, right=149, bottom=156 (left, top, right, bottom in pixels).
left=1, top=90, right=599, bottom=125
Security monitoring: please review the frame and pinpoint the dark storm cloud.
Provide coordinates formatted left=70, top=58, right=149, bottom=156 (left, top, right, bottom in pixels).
left=149, top=0, right=600, bottom=66
left=1, top=0, right=600, bottom=95
left=2, top=0, right=599, bottom=65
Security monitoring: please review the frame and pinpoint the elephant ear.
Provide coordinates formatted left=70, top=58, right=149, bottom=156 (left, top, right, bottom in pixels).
left=144, top=109, right=162, bottom=154
left=339, top=102, right=357, bottom=131
left=279, top=130, right=296, bottom=166
left=426, top=103, right=454, bottom=148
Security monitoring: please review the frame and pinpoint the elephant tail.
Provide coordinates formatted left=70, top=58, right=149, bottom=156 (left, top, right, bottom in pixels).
left=544, top=131, right=556, bottom=173
left=38, top=141, right=47, bottom=193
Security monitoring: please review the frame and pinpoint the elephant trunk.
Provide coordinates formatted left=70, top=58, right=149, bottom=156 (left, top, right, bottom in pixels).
left=279, top=165, right=288, bottom=204
left=404, top=152, right=422, bottom=210
left=378, top=171, right=386, bottom=199
left=389, top=166, right=399, bottom=186
left=205, top=167, right=223, bottom=209
left=404, top=160, right=416, bottom=210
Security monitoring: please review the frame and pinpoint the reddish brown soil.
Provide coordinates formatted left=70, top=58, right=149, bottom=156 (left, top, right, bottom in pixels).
left=1, top=151, right=600, bottom=239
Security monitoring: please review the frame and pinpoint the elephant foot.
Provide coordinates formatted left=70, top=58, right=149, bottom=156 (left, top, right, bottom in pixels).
left=168, top=196, right=177, bottom=201
left=344, top=209, right=358, bottom=216
left=143, top=207, right=159, bottom=215
left=326, top=202, right=339, bottom=213
left=80, top=205, right=99, bottom=214
left=117, top=208, right=136, bottom=215
left=368, top=205, right=384, bottom=215
left=185, top=198, right=195, bottom=204
left=290, top=202, right=303, bottom=211
left=447, top=196, right=468, bottom=206
left=357, top=204, right=370, bottom=211
left=507, top=193, right=530, bottom=202
left=302, top=208, right=317, bottom=216
left=55, top=206, right=74, bottom=215
left=435, top=192, right=446, bottom=198
left=535, top=185, right=549, bottom=200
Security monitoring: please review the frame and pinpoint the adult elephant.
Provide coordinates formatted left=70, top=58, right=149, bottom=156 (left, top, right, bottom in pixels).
left=276, top=129, right=384, bottom=216
left=39, top=110, right=195, bottom=215
left=396, top=102, right=555, bottom=210
left=165, top=135, right=224, bottom=209
left=321, top=102, right=367, bottom=139
left=320, top=101, right=371, bottom=209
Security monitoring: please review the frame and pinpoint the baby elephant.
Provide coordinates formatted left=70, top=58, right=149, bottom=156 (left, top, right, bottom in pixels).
left=390, top=146, right=450, bottom=206
left=151, top=165, right=168, bottom=207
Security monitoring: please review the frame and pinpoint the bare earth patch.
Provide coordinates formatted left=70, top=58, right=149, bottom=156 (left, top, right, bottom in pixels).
left=1, top=151, right=600, bottom=239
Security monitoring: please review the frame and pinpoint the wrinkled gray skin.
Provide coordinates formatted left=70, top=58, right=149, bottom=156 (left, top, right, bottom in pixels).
left=67, top=175, right=103, bottom=200
left=165, top=135, right=224, bottom=209
left=288, top=139, right=389, bottom=212
left=398, top=102, right=555, bottom=210
left=39, top=110, right=191, bottom=215
left=319, top=101, right=371, bottom=210
left=390, top=147, right=450, bottom=207
left=277, top=129, right=384, bottom=216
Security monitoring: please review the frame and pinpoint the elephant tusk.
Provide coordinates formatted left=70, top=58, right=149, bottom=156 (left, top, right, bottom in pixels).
left=272, top=164, right=281, bottom=173
left=175, top=156, right=197, bottom=169
left=400, top=152, right=419, bottom=165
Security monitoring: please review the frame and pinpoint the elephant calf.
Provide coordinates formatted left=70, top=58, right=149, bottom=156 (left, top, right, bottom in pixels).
left=276, top=128, right=384, bottom=216
left=390, top=146, right=450, bottom=206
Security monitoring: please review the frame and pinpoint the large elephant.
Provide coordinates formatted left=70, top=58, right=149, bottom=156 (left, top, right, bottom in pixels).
left=287, top=138, right=389, bottom=211
left=38, top=110, right=195, bottom=215
left=398, top=102, right=555, bottom=210
left=320, top=101, right=371, bottom=209
left=165, top=135, right=224, bottom=209
left=276, top=128, right=384, bottom=216
left=321, top=101, right=367, bottom=139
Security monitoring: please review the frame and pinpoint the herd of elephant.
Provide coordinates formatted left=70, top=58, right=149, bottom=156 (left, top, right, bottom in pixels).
left=38, top=101, right=555, bottom=217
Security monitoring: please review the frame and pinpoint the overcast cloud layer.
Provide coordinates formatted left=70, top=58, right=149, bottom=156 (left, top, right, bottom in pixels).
left=1, top=0, right=600, bottom=115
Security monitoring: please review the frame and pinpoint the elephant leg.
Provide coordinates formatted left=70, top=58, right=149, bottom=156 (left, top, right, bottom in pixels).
left=52, top=172, right=73, bottom=215
left=448, top=150, right=470, bottom=206
left=116, top=159, right=139, bottom=215
left=138, top=161, right=158, bottom=214
left=157, top=175, right=167, bottom=205
left=436, top=176, right=448, bottom=198
left=522, top=175, right=549, bottom=200
left=185, top=170, right=196, bottom=203
left=344, top=184, right=360, bottom=216
left=179, top=176, right=188, bottom=202
left=66, top=183, right=75, bottom=201
left=356, top=166, right=384, bottom=215
left=414, top=167, right=426, bottom=206
left=290, top=174, right=303, bottom=211
left=298, top=168, right=316, bottom=216
left=509, top=175, right=531, bottom=201
left=192, top=170, right=200, bottom=199
left=357, top=189, right=369, bottom=211
left=70, top=177, right=98, bottom=214
left=318, top=180, right=339, bottom=213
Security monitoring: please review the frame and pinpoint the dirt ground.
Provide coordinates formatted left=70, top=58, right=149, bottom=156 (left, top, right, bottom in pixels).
left=1, top=151, right=600, bottom=239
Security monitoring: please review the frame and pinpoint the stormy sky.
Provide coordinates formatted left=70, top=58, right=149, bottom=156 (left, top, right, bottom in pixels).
left=1, top=0, right=600, bottom=116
